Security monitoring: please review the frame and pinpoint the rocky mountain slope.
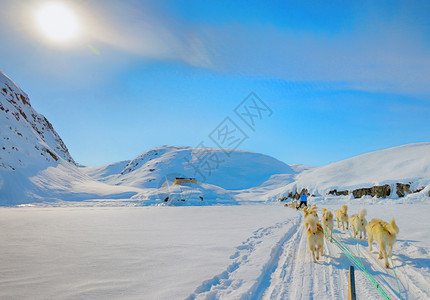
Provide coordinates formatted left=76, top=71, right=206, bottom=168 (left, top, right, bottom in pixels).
left=0, top=71, right=74, bottom=170
left=0, top=71, right=140, bottom=205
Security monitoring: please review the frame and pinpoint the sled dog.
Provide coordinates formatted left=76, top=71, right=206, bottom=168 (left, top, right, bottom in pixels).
left=366, top=218, right=399, bottom=268
left=321, top=208, right=334, bottom=242
left=304, top=215, right=324, bottom=262
left=335, top=205, right=349, bottom=231
left=349, top=208, right=367, bottom=239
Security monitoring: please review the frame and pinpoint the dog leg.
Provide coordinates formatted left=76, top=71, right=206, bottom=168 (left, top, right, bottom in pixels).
left=383, top=250, right=390, bottom=268
left=368, top=234, right=373, bottom=251
left=309, top=245, right=316, bottom=263
left=315, top=246, right=319, bottom=260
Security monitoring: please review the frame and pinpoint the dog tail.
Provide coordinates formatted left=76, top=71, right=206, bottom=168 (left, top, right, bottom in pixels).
left=342, top=204, right=348, bottom=213
left=388, top=218, right=399, bottom=235
left=359, top=208, right=367, bottom=218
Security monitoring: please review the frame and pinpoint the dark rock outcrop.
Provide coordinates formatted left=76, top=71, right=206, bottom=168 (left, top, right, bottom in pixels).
left=328, top=189, right=349, bottom=196
left=396, top=183, right=411, bottom=197
left=352, top=185, right=391, bottom=198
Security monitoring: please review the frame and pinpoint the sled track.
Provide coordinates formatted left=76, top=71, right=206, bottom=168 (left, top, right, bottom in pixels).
left=187, top=213, right=430, bottom=300
left=338, top=233, right=430, bottom=300
left=186, top=216, right=301, bottom=300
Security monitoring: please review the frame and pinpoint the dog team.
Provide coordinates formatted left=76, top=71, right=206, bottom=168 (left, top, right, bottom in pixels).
left=289, top=202, right=399, bottom=268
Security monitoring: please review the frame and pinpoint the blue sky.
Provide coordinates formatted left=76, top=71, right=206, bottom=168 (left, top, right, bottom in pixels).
left=1, top=0, right=430, bottom=166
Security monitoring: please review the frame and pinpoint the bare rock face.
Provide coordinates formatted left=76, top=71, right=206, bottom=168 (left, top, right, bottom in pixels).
left=0, top=71, right=75, bottom=171
left=396, top=183, right=411, bottom=197
left=352, top=185, right=391, bottom=198
left=328, top=189, right=349, bottom=196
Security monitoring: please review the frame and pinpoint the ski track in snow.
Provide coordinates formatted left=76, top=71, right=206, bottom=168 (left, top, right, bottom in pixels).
left=187, top=211, right=430, bottom=300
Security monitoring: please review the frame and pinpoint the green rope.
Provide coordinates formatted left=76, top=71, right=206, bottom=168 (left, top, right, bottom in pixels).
left=322, top=227, right=391, bottom=300
left=380, top=224, right=404, bottom=300
left=347, top=226, right=363, bottom=265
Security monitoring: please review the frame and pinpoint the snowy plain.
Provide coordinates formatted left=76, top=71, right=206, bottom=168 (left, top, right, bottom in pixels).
left=1, top=201, right=429, bottom=300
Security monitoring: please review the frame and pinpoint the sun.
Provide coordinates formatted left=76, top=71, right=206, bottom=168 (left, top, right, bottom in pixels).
left=35, top=3, right=80, bottom=43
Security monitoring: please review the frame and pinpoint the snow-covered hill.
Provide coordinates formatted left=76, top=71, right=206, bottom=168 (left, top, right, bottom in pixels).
left=0, top=72, right=141, bottom=206
left=276, top=142, right=430, bottom=199
left=82, top=145, right=293, bottom=190
left=80, top=145, right=297, bottom=205
left=2, top=71, right=429, bottom=206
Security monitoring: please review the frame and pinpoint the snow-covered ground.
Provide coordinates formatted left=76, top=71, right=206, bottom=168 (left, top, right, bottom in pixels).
left=1, top=201, right=429, bottom=300
left=2, top=70, right=430, bottom=299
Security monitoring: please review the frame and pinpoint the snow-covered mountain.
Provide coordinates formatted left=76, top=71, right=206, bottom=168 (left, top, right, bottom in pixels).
left=0, top=71, right=74, bottom=170
left=0, top=71, right=141, bottom=205
left=1, top=71, right=429, bottom=206
left=276, top=142, right=430, bottom=199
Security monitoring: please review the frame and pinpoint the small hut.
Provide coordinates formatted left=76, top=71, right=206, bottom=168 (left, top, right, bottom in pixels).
left=174, top=177, right=197, bottom=185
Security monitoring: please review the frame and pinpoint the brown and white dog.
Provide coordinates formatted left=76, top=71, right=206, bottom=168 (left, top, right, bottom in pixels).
left=348, top=208, right=367, bottom=239
left=304, top=215, right=324, bottom=262
left=366, top=218, right=399, bottom=268
left=321, top=208, right=334, bottom=242
left=335, top=205, right=349, bottom=231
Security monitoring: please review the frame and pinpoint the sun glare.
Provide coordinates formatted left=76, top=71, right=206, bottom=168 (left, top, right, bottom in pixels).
left=36, top=3, right=80, bottom=43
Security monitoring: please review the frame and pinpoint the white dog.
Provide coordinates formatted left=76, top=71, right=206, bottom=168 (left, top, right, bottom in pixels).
left=304, top=215, right=324, bottom=262
left=366, top=218, right=399, bottom=268
left=335, top=205, right=348, bottom=231
left=321, top=208, right=334, bottom=242
left=349, top=208, right=367, bottom=239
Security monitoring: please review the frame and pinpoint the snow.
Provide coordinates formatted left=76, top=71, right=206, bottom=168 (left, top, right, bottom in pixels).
left=1, top=202, right=429, bottom=300
left=1, top=71, right=430, bottom=299
left=275, top=142, right=430, bottom=198
left=83, top=145, right=294, bottom=190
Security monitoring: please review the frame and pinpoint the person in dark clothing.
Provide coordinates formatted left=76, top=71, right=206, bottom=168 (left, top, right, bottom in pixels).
left=297, top=193, right=308, bottom=208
